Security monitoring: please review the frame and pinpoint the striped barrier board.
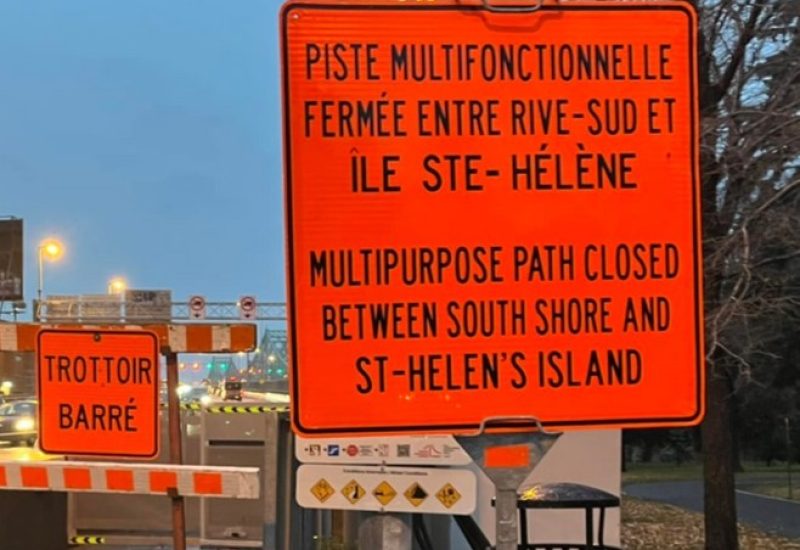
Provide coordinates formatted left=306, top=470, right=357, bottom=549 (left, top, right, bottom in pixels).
left=0, top=460, right=259, bottom=499
left=207, top=405, right=290, bottom=414
left=157, top=403, right=290, bottom=413
left=0, top=323, right=256, bottom=353
left=159, top=402, right=204, bottom=411
left=67, top=534, right=259, bottom=548
left=69, top=535, right=105, bottom=545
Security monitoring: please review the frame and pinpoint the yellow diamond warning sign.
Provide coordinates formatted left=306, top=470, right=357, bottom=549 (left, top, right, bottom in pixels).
left=310, top=478, right=335, bottom=503
left=297, top=465, right=477, bottom=514
left=341, top=479, right=366, bottom=505
left=404, top=482, right=429, bottom=507
left=436, top=483, right=462, bottom=509
left=372, top=481, right=397, bottom=506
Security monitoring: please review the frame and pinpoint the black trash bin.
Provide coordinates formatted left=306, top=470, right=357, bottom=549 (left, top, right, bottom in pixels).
left=505, top=482, right=621, bottom=550
left=455, top=482, right=621, bottom=550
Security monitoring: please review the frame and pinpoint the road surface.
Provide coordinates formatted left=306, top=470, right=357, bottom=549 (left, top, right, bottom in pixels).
left=0, top=443, right=60, bottom=461
left=625, top=480, right=800, bottom=540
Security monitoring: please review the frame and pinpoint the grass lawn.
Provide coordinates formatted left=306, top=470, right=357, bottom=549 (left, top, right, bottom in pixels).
left=622, top=497, right=800, bottom=549
left=622, top=462, right=703, bottom=484
left=623, top=460, right=794, bottom=485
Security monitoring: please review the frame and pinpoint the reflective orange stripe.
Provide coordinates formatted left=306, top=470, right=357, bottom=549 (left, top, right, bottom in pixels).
left=187, top=325, right=212, bottom=351
left=17, top=325, right=38, bottom=353
left=0, top=466, right=6, bottom=487
left=106, top=469, right=134, bottom=491
left=5, top=324, right=256, bottom=353
left=484, top=445, right=530, bottom=469
left=193, top=472, right=222, bottom=495
left=63, top=467, right=92, bottom=490
left=20, top=466, right=48, bottom=488
left=149, top=471, right=177, bottom=493
left=230, top=326, right=256, bottom=352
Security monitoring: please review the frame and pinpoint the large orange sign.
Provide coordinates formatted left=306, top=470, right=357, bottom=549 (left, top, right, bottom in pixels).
left=282, top=0, right=704, bottom=435
left=37, top=329, right=160, bottom=457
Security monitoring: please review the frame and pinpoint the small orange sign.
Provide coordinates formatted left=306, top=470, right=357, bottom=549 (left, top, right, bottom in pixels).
left=37, top=329, right=160, bottom=458
left=282, top=0, right=704, bottom=435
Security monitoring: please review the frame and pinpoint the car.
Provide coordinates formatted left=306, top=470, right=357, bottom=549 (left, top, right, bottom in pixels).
left=0, top=400, right=38, bottom=447
left=220, top=378, right=243, bottom=401
left=182, top=386, right=212, bottom=405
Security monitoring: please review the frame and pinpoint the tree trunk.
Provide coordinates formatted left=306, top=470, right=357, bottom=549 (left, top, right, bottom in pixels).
left=702, top=367, right=738, bottom=550
left=730, top=392, right=744, bottom=473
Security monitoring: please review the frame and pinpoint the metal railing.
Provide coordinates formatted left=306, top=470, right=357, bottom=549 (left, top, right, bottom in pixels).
left=35, top=299, right=287, bottom=323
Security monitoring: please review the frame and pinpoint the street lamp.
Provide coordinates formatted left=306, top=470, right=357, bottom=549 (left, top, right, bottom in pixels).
left=107, top=277, right=128, bottom=295
left=36, top=238, right=64, bottom=320
left=236, top=350, right=245, bottom=374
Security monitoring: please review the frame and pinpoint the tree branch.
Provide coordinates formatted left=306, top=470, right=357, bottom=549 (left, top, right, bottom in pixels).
left=708, top=1, right=766, bottom=107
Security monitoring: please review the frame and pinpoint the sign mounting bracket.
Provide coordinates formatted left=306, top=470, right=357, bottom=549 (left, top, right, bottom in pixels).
left=481, top=0, right=546, bottom=13
left=455, top=416, right=561, bottom=550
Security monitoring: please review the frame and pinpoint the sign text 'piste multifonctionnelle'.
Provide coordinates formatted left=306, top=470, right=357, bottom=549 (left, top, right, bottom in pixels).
left=282, top=0, right=704, bottom=435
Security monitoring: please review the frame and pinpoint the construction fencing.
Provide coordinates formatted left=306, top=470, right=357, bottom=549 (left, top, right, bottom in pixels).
left=67, top=406, right=323, bottom=549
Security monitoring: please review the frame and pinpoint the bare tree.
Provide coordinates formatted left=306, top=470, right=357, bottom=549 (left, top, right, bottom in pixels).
left=692, top=0, right=800, bottom=547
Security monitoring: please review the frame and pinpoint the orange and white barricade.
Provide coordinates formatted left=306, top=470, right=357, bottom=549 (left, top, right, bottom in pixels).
left=0, top=460, right=259, bottom=499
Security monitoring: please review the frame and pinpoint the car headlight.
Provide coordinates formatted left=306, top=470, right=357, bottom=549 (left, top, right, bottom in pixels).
left=15, top=417, right=34, bottom=432
left=200, top=395, right=212, bottom=406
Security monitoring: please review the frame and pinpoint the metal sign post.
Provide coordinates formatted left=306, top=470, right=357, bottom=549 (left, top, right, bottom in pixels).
left=166, top=351, right=187, bottom=550
left=455, top=417, right=561, bottom=550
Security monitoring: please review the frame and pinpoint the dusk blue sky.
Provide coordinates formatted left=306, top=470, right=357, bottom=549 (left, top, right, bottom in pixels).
left=0, top=0, right=285, bottom=317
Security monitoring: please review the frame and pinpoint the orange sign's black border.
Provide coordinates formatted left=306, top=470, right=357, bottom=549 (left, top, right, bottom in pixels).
left=36, top=328, right=161, bottom=458
left=282, top=1, right=702, bottom=435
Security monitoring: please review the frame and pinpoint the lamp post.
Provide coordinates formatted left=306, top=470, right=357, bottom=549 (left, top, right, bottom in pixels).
left=237, top=351, right=247, bottom=375
left=107, top=277, right=128, bottom=295
left=35, top=238, right=64, bottom=321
